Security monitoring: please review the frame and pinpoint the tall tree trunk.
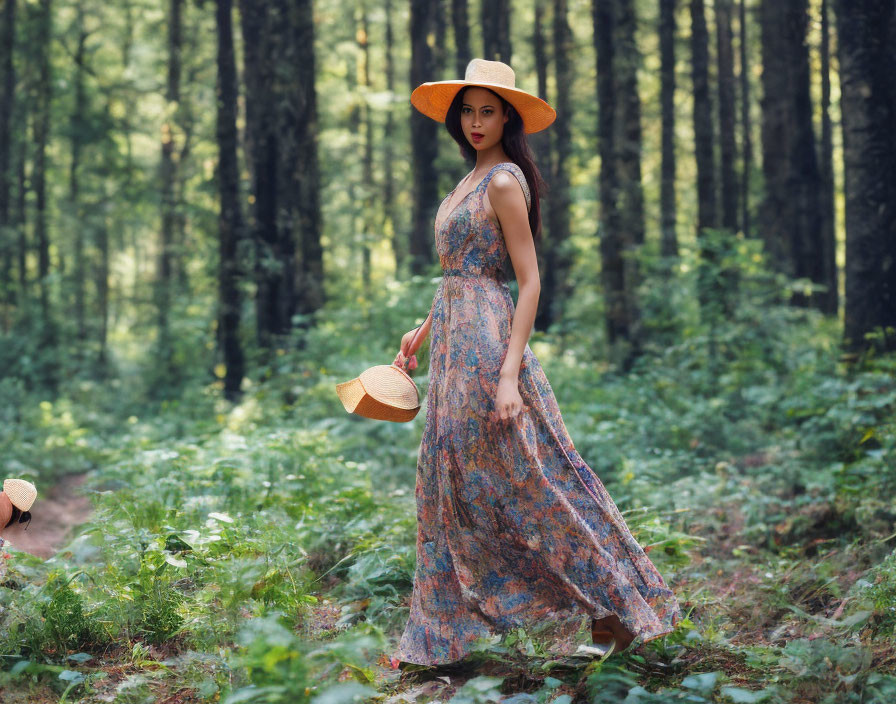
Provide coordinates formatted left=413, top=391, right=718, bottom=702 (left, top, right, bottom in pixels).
left=384, top=0, right=403, bottom=273
left=594, top=0, right=640, bottom=366
left=532, top=0, right=551, bottom=331
left=451, top=0, right=471, bottom=77
left=836, top=0, right=896, bottom=353
left=95, top=115, right=110, bottom=372
left=819, top=0, right=838, bottom=315
left=716, top=0, right=738, bottom=231
left=34, top=0, right=55, bottom=382
left=691, top=0, right=720, bottom=315
left=15, top=115, right=26, bottom=295
left=0, top=0, right=15, bottom=322
left=537, top=0, right=573, bottom=331
left=216, top=0, right=244, bottom=400
left=409, top=0, right=438, bottom=274
left=615, top=0, right=645, bottom=353
left=690, top=0, right=716, bottom=236
left=739, top=0, right=753, bottom=237
left=359, top=1, right=373, bottom=296
left=294, top=0, right=324, bottom=321
left=157, top=0, right=183, bottom=379
left=482, top=0, right=512, bottom=63
left=760, top=0, right=825, bottom=308
left=659, top=0, right=678, bottom=258
left=71, top=3, right=87, bottom=342
left=240, top=0, right=279, bottom=348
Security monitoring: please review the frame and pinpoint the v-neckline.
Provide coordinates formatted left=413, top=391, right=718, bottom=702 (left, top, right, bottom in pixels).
left=436, top=163, right=505, bottom=232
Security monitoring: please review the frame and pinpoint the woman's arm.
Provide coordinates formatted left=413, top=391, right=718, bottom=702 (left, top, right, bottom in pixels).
left=487, top=172, right=540, bottom=381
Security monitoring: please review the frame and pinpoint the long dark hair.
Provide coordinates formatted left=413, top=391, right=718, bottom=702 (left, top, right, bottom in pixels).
left=7, top=506, right=31, bottom=530
left=444, top=86, right=548, bottom=243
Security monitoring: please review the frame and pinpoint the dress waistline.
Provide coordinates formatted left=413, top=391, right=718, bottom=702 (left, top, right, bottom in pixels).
left=441, top=268, right=505, bottom=281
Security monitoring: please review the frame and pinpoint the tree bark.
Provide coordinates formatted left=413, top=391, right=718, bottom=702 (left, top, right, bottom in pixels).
left=819, top=0, right=838, bottom=315
left=240, top=0, right=283, bottom=347
left=739, top=0, right=753, bottom=237
left=157, top=0, right=183, bottom=376
left=594, top=0, right=642, bottom=365
left=482, top=0, right=512, bottom=63
left=537, top=0, right=574, bottom=331
left=359, top=1, right=373, bottom=296
left=286, top=0, right=323, bottom=323
left=760, top=0, right=825, bottom=307
left=34, top=0, right=55, bottom=376
left=690, top=0, right=716, bottom=235
left=531, top=0, right=551, bottom=331
left=716, top=0, right=738, bottom=231
left=615, top=0, right=645, bottom=353
left=70, top=3, right=87, bottom=342
left=216, top=0, right=244, bottom=400
left=451, top=0, right=471, bottom=77
left=384, top=0, right=402, bottom=273
left=0, top=0, right=15, bottom=319
left=409, top=0, right=439, bottom=274
left=659, top=0, right=678, bottom=257
left=691, top=0, right=723, bottom=317
left=836, top=0, right=896, bottom=352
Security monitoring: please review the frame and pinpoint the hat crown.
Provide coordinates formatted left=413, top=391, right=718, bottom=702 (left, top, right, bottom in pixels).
left=3, top=478, right=36, bottom=512
left=464, top=58, right=516, bottom=89
left=359, top=365, right=420, bottom=410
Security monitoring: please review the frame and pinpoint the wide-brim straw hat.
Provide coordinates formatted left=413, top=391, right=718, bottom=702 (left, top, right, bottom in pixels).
left=3, top=479, right=37, bottom=512
left=336, top=364, right=421, bottom=423
left=411, top=58, right=556, bottom=134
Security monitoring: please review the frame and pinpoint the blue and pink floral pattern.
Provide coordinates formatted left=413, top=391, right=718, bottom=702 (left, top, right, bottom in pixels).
left=393, top=161, right=682, bottom=665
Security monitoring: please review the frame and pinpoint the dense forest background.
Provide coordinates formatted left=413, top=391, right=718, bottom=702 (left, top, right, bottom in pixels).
left=0, top=0, right=895, bottom=703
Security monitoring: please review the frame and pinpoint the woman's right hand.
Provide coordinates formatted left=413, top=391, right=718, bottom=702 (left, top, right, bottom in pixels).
left=394, top=325, right=425, bottom=370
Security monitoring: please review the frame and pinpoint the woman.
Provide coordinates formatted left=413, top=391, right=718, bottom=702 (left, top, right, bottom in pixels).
left=392, top=59, right=681, bottom=666
left=0, top=479, right=37, bottom=581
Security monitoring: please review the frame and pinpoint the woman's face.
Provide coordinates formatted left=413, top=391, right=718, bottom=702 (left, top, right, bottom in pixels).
left=460, top=87, right=509, bottom=151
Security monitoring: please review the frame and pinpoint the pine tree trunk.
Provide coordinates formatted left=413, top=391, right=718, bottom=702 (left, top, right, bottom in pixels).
left=482, top=0, right=512, bottom=63
left=0, top=0, right=15, bottom=322
left=836, top=0, right=896, bottom=352
left=286, top=0, right=323, bottom=324
left=240, top=0, right=280, bottom=347
left=739, top=0, right=753, bottom=237
left=384, top=0, right=402, bottom=274
left=409, top=0, right=438, bottom=275
left=34, top=0, right=55, bottom=377
left=532, top=0, right=552, bottom=331
left=538, top=0, right=574, bottom=330
left=451, top=0, right=471, bottom=76
left=594, top=0, right=640, bottom=365
left=216, top=0, right=244, bottom=400
left=659, top=0, right=678, bottom=257
left=616, top=0, right=645, bottom=353
left=691, top=0, right=721, bottom=316
left=359, top=1, right=373, bottom=297
left=716, top=0, right=738, bottom=231
left=71, top=4, right=87, bottom=342
left=157, top=0, right=182, bottom=376
left=819, top=0, right=838, bottom=315
left=690, top=0, right=716, bottom=235
left=760, top=0, right=825, bottom=308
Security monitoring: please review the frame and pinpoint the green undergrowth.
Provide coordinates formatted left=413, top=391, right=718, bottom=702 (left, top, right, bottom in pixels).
left=0, top=234, right=894, bottom=702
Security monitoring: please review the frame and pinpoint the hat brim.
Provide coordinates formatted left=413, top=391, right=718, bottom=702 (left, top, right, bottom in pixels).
left=411, top=81, right=556, bottom=134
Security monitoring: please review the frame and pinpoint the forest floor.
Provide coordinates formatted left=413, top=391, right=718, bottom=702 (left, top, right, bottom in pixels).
left=1, top=297, right=894, bottom=703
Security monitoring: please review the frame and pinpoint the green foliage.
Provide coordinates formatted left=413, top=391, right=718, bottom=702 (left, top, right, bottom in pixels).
left=41, top=576, right=96, bottom=652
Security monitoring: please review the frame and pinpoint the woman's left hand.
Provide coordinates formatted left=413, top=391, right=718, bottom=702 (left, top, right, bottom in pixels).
left=494, top=375, right=526, bottom=421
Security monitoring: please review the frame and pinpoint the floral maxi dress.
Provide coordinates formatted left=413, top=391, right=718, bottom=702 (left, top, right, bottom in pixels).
left=393, top=161, right=682, bottom=665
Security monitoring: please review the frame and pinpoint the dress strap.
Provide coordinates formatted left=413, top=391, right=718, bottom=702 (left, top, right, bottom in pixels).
left=479, top=161, right=532, bottom=212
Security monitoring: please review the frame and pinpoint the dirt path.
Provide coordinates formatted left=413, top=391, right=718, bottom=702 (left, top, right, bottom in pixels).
left=8, top=472, right=93, bottom=559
